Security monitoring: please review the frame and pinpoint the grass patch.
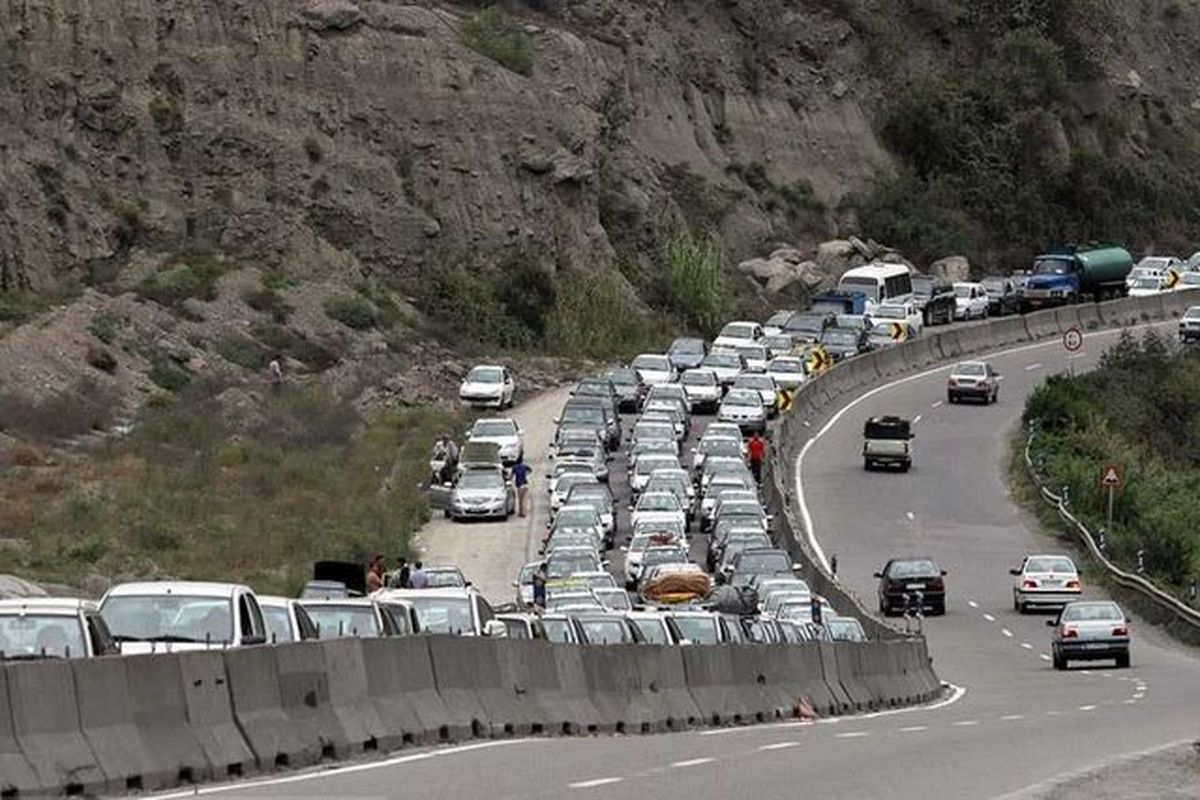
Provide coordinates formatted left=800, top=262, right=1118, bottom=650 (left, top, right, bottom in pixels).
left=88, top=312, right=121, bottom=344
left=0, top=384, right=471, bottom=594
left=147, top=361, right=191, bottom=392
left=544, top=271, right=666, bottom=359
left=137, top=250, right=224, bottom=307
left=215, top=335, right=272, bottom=370
left=463, top=6, right=534, bottom=76
left=243, top=286, right=292, bottom=323
left=324, top=295, right=378, bottom=331
left=661, top=233, right=728, bottom=338
left=0, top=379, right=122, bottom=444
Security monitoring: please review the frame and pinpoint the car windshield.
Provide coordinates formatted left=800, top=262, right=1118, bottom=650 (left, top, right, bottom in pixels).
left=594, top=590, right=632, bottom=611
left=720, top=323, right=756, bottom=339
left=473, top=420, right=516, bottom=437
left=911, top=276, right=933, bottom=296
left=828, top=618, right=866, bottom=642
left=1062, top=603, right=1122, bottom=622
left=736, top=375, right=774, bottom=390
left=605, top=369, right=638, bottom=386
left=1136, top=258, right=1171, bottom=270
left=737, top=551, right=791, bottom=573
left=458, top=471, right=503, bottom=490
left=769, top=359, right=803, bottom=373
left=670, top=338, right=706, bottom=354
left=822, top=329, right=857, bottom=345
left=577, top=618, right=629, bottom=644
left=888, top=560, right=938, bottom=578
left=673, top=616, right=720, bottom=644
left=557, top=508, right=600, bottom=527
left=643, top=548, right=688, bottom=567
left=1026, top=557, right=1076, bottom=574
left=576, top=381, right=612, bottom=396
left=1184, top=307, right=1200, bottom=319
left=1032, top=258, right=1071, bottom=276
left=981, top=279, right=1006, bottom=293
left=467, top=367, right=503, bottom=383
left=102, top=595, right=232, bottom=643
left=569, top=488, right=613, bottom=510
left=555, top=475, right=596, bottom=495
left=874, top=305, right=905, bottom=318
left=303, top=605, right=380, bottom=638
left=630, top=618, right=669, bottom=644
left=703, top=354, right=740, bottom=369
left=1181, top=274, right=1200, bottom=286
left=425, top=570, right=464, bottom=588
left=261, top=606, right=294, bottom=644
left=724, top=389, right=761, bottom=406
left=405, top=596, right=474, bottom=635
left=953, top=363, right=987, bottom=377
left=700, top=438, right=742, bottom=456
left=542, top=618, right=573, bottom=642
left=953, top=285, right=974, bottom=298
left=632, top=355, right=669, bottom=371
left=870, top=323, right=900, bottom=337
left=562, top=407, right=604, bottom=425
left=635, top=457, right=679, bottom=476
left=839, top=278, right=880, bottom=303
left=547, top=553, right=601, bottom=579
left=682, top=371, right=716, bottom=386
left=638, top=493, right=681, bottom=513
left=738, top=345, right=767, bottom=359
left=0, top=614, right=88, bottom=658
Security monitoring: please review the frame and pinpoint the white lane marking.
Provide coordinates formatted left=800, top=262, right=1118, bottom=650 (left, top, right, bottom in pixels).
left=913, top=414, right=923, bottom=423
left=1001, top=628, right=1014, bottom=638
left=835, top=732, right=869, bottom=739
left=570, top=778, right=625, bottom=789
left=758, top=741, right=801, bottom=751
left=1020, top=642, right=1033, bottom=650
left=905, top=511, right=915, bottom=520
left=1124, top=699, right=1138, bottom=705
left=967, top=600, right=978, bottom=608
left=794, top=327, right=1135, bottom=572
left=953, top=720, right=979, bottom=727
left=931, top=400, right=943, bottom=409
left=671, top=758, right=715, bottom=768
left=983, top=613, right=996, bottom=622
left=1001, top=714, right=1025, bottom=721
left=1046, top=710, right=1062, bottom=716
left=149, top=740, right=535, bottom=797
left=1039, top=654, right=1051, bottom=661
left=899, top=725, right=927, bottom=732
left=1024, top=363, right=1043, bottom=371
left=1079, top=705, right=1097, bottom=711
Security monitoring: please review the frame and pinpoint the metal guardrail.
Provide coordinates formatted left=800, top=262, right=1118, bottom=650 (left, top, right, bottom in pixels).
left=1022, top=430, right=1200, bottom=630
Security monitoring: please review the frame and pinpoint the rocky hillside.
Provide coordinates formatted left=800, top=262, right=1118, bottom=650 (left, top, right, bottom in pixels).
left=0, top=0, right=1198, bottom=437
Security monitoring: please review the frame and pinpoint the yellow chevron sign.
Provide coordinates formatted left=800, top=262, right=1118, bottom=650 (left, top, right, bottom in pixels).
left=1165, top=268, right=1180, bottom=289
left=805, top=345, right=832, bottom=376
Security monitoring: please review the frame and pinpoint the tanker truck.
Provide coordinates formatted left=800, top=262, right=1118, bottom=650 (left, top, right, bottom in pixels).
left=1017, top=244, right=1133, bottom=312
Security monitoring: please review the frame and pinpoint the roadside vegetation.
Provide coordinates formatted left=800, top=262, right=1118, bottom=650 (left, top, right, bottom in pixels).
left=0, top=383, right=470, bottom=595
left=462, top=6, right=535, bottom=76
left=1022, top=331, right=1200, bottom=594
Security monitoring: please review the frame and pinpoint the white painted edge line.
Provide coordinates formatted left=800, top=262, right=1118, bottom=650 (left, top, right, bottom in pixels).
left=953, top=719, right=979, bottom=727
left=1078, top=705, right=1097, bottom=711
left=1020, top=642, right=1033, bottom=650
left=147, top=740, right=536, bottom=798
left=570, top=777, right=625, bottom=789
left=1000, top=714, right=1025, bottom=721
left=1024, top=363, right=1043, bottom=371
left=794, top=327, right=1132, bottom=573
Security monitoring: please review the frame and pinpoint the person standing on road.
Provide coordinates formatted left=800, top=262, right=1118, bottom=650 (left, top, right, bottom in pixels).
left=532, top=563, right=548, bottom=610
left=512, top=455, right=531, bottom=518
left=366, top=555, right=386, bottom=593
left=388, top=557, right=410, bottom=589
left=409, top=561, right=428, bottom=589
left=267, top=354, right=283, bottom=392
left=436, top=434, right=459, bottom=485
left=747, top=431, right=766, bottom=484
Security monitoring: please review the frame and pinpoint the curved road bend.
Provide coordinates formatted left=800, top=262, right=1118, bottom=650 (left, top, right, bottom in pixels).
left=156, top=324, right=1199, bottom=800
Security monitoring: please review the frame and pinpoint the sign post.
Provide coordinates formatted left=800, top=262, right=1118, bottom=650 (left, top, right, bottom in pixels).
left=1063, top=326, right=1083, bottom=377
left=1101, top=464, right=1122, bottom=531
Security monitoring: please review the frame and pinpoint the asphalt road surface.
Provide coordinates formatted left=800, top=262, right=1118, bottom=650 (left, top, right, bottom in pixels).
left=164, top=323, right=1200, bottom=800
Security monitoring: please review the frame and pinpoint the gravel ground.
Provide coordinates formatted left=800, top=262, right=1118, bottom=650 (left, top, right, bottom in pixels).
left=997, top=740, right=1200, bottom=800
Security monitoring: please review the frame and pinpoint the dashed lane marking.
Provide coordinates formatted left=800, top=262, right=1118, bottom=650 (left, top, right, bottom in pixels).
left=1024, top=363, right=1043, bottom=371
left=967, top=600, right=978, bottom=608
left=758, top=742, right=801, bottom=751
left=905, top=511, right=915, bottom=520
left=1039, top=654, right=1051, bottom=662
left=953, top=720, right=979, bottom=727
left=670, top=758, right=715, bottom=768
left=1001, top=628, right=1014, bottom=638
left=1020, top=642, right=1033, bottom=650
left=913, top=414, right=923, bottom=423
left=570, top=778, right=624, bottom=789
left=931, top=401, right=943, bottom=409
left=983, top=613, right=996, bottom=622
left=1001, top=715, right=1024, bottom=721
left=835, top=732, right=870, bottom=739
left=1079, top=705, right=1097, bottom=711
left=899, top=726, right=927, bottom=732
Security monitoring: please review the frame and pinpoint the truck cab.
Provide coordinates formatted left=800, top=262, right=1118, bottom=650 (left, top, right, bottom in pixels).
left=863, top=416, right=913, bottom=472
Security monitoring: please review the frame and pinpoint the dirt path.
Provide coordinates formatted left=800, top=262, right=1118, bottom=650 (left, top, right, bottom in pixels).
left=413, top=386, right=572, bottom=604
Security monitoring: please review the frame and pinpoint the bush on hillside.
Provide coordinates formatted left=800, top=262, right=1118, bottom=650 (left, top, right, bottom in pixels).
left=463, top=6, right=534, bottom=76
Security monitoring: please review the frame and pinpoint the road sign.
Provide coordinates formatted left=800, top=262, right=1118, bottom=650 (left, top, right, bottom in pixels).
left=1063, top=326, right=1083, bottom=352
left=778, top=388, right=795, bottom=413
left=1101, top=465, right=1122, bottom=488
left=889, top=322, right=907, bottom=341
left=1166, top=269, right=1180, bottom=289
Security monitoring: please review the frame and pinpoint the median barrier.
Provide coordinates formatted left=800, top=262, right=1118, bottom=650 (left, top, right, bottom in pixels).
left=987, top=315, right=1031, bottom=347
left=72, top=656, right=169, bottom=792
left=871, top=345, right=908, bottom=378
left=427, top=636, right=521, bottom=737
left=224, top=646, right=316, bottom=771
left=361, top=636, right=462, bottom=743
left=275, top=641, right=361, bottom=760
left=550, top=644, right=610, bottom=734
left=484, top=638, right=550, bottom=735
left=580, top=643, right=661, bottom=733
left=932, top=329, right=963, bottom=360
left=729, top=644, right=789, bottom=723
left=830, top=642, right=877, bottom=711
left=897, top=639, right=940, bottom=701
left=680, top=646, right=761, bottom=725
left=511, top=640, right=597, bottom=735
left=836, top=356, right=879, bottom=392
left=0, top=664, right=41, bottom=797
left=177, top=651, right=256, bottom=779
left=951, top=324, right=994, bottom=355
left=1161, top=291, right=1195, bottom=318
left=1073, top=303, right=1101, bottom=331
left=771, top=643, right=840, bottom=717
left=122, top=653, right=212, bottom=788
left=816, top=642, right=855, bottom=714
left=1023, top=308, right=1060, bottom=340
left=1096, top=297, right=1138, bottom=328
left=902, top=336, right=942, bottom=370
left=6, top=659, right=107, bottom=795
left=627, top=645, right=702, bottom=731
left=321, top=638, right=396, bottom=754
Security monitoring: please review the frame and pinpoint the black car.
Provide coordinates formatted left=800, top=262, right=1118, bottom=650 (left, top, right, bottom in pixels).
left=603, top=367, right=644, bottom=412
left=911, top=274, right=956, bottom=326
left=875, top=558, right=947, bottom=616
left=819, top=326, right=871, bottom=362
left=782, top=311, right=836, bottom=344
left=667, top=337, right=709, bottom=371
left=723, top=547, right=798, bottom=588
left=572, top=377, right=620, bottom=419
left=981, top=277, right=1020, bottom=316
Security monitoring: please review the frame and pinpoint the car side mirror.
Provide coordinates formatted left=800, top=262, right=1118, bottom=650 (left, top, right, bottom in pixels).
left=872, top=572, right=882, bottom=578
left=619, top=545, right=628, bottom=552
left=940, top=570, right=948, bottom=576
left=511, top=580, right=519, bottom=588
left=1045, top=619, right=1056, bottom=627
left=791, top=563, right=803, bottom=572
left=1009, top=568, right=1021, bottom=576
left=483, top=620, right=508, bottom=637
left=602, top=560, right=611, bottom=569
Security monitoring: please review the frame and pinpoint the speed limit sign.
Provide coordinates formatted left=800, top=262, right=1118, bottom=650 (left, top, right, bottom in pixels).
left=1063, top=326, right=1083, bottom=352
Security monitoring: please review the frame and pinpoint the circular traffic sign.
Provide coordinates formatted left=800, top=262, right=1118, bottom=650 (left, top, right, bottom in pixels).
left=1063, top=326, right=1083, bottom=353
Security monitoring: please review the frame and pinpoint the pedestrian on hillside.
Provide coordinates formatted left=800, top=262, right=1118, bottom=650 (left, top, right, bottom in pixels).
left=747, top=431, right=766, bottom=484
left=366, top=554, right=386, bottom=593
left=512, top=455, right=531, bottom=517
left=267, top=354, right=283, bottom=391
left=409, top=561, right=428, bottom=589
left=389, top=557, right=410, bottom=589
left=532, top=562, right=548, bottom=610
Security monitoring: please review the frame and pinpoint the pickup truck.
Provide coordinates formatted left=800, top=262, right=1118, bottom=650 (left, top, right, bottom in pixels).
left=863, top=416, right=912, bottom=472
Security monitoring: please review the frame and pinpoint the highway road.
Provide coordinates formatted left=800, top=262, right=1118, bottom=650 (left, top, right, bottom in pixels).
left=171, top=323, right=1200, bottom=800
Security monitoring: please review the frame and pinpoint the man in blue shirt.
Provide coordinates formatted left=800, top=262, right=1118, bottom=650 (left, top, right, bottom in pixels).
left=511, top=455, right=531, bottom=517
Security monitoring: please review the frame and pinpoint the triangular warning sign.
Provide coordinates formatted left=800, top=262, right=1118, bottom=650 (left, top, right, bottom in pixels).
left=1101, top=466, right=1122, bottom=487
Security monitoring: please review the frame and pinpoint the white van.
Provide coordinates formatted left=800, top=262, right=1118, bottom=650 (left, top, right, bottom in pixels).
left=837, top=263, right=914, bottom=313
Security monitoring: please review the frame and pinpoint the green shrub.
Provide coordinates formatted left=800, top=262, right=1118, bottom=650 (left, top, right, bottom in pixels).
left=148, top=361, right=192, bottom=392
left=215, top=335, right=272, bottom=370
left=243, top=287, right=292, bottom=323
left=463, top=6, right=534, bottom=76
left=544, top=272, right=664, bottom=359
left=137, top=252, right=224, bottom=307
left=661, top=234, right=728, bottom=338
left=324, top=295, right=378, bottom=330
left=88, top=312, right=120, bottom=344
left=250, top=323, right=338, bottom=372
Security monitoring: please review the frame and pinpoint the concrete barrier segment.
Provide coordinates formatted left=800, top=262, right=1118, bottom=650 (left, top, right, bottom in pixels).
left=361, top=636, right=463, bottom=744
left=223, top=646, right=316, bottom=771
left=0, top=662, right=42, bottom=797
left=122, top=652, right=213, bottom=788
left=320, top=638, right=398, bottom=754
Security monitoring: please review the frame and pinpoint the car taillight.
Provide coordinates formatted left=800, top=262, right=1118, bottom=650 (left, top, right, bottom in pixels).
left=1112, top=625, right=1128, bottom=636
left=929, top=578, right=944, bottom=590
left=1061, top=626, right=1078, bottom=638
left=1022, top=579, right=1038, bottom=589
left=1065, top=580, right=1080, bottom=589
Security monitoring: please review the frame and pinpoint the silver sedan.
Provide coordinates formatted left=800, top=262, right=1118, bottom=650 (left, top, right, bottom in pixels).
left=1049, top=600, right=1130, bottom=670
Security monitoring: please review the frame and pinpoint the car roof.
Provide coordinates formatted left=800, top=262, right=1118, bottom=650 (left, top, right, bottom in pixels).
left=297, top=598, right=379, bottom=608
left=0, top=598, right=95, bottom=613
left=378, top=588, right=478, bottom=600
left=103, top=581, right=248, bottom=599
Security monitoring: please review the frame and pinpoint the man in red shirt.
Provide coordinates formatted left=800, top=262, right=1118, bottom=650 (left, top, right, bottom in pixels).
left=747, top=432, right=766, bottom=484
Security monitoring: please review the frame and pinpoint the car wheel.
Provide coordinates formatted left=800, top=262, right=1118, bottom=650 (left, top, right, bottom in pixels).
left=948, top=393, right=956, bottom=404
left=864, top=458, right=873, bottom=471
left=932, top=601, right=945, bottom=616
left=1014, top=594, right=1024, bottom=613
left=901, top=462, right=911, bottom=473
left=1053, top=651, right=1066, bottom=671
left=1115, top=652, right=1131, bottom=669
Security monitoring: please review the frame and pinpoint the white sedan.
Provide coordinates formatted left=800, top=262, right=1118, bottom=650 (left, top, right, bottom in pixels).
left=952, top=283, right=989, bottom=321
left=468, top=418, right=523, bottom=464
left=713, top=321, right=764, bottom=349
left=459, top=364, right=516, bottom=409
left=871, top=301, right=924, bottom=335
left=1011, top=554, right=1081, bottom=613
